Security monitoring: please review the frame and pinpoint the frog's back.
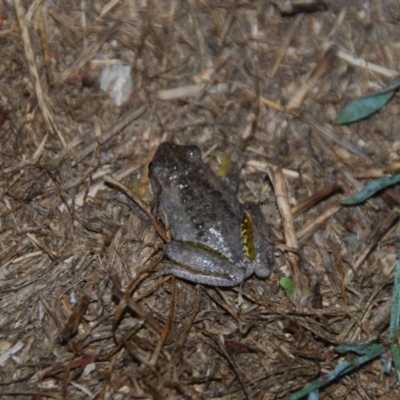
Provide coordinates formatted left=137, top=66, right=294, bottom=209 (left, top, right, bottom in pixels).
left=151, top=142, right=245, bottom=263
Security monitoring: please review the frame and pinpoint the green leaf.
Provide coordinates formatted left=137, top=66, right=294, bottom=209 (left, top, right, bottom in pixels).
left=342, top=174, right=400, bottom=205
left=337, top=79, right=400, bottom=124
left=288, top=343, right=386, bottom=400
left=279, top=277, right=294, bottom=295
left=390, top=253, right=400, bottom=341
left=389, top=253, right=400, bottom=382
left=391, top=342, right=400, bottom=383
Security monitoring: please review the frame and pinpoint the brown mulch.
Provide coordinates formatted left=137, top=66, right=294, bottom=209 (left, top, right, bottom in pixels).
left=1, top=1, right=400, bottom=399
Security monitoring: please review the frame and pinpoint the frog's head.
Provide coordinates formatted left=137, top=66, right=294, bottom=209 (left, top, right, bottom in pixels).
left=150, top=142, right=203, bottom=182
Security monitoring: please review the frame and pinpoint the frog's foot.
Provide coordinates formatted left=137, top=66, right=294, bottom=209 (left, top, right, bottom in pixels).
left=163, top=241, right=246, bottom=287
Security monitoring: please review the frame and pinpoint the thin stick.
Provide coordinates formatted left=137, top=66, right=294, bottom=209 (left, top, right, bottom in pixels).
left=292, top=185, right=342, bottom=217
left=273, top=167, right=309, bottom=307
left=13, top=0, right=66, bottom=145
left=287, top=47, right=336, bottom=110
left=149, top=277, right=176, bottom=365
left=103, top=175, right=169, bottom=243
left=268, top=14, right=303, bottom=78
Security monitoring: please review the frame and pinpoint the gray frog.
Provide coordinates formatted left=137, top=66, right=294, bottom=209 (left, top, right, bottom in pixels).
left=149, top=142, right=274, bottom=286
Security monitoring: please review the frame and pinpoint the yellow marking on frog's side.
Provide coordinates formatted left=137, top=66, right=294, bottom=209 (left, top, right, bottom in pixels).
left=242, top=212, right=255, bottom=261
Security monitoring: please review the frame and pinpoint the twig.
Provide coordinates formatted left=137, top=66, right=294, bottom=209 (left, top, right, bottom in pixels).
left=111, top=278, right=163, bottom=336
left=268, top=14, right=303, bottom=78
left=287, top=47, right=336, bottom=110
left=348, top=209, right=400, bottom=279
left=292, top=185, right=342, bottom=217
left=273, top=167, right=309, bottom=307
left=104, top=175, right=169, bottom=243
left=149, top=277, right=176, bottom=365
left=61, top=294, right=90, bottom=344
left=297, top=204, right=341, bottom=243
left=13, top=0, right=66, bottom=145
left=57, top=22, right=121, bottom=84
left=71, top=105, right=146, bottom=166
left=337, top=49, right=399, bottom=78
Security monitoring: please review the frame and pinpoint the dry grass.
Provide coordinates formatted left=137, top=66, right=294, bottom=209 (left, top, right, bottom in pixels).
left=1, top=0, right=400, bottom=399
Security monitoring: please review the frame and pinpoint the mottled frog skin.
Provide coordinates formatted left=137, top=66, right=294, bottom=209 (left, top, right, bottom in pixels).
left=149, top=142, right=273, bottom=286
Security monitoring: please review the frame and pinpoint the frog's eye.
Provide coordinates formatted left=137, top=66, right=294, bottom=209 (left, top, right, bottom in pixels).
left=185, top=145, right=202, bottom=160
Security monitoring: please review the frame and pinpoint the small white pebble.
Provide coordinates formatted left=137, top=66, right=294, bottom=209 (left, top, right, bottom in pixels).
left=100, top=65, right=133, bottom=106
left=357, top=139, right=366, bottom=147
left=83, top=363, right=96, bottom=376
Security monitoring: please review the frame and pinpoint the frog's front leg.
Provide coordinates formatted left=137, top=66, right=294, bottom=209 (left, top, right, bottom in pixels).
left=162, top=241, right=246, bottom=287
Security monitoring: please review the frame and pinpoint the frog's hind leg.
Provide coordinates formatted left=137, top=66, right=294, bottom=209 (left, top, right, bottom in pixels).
left=162, top=241, right=246, bottom=287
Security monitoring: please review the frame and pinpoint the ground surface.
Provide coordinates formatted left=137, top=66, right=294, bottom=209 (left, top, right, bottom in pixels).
left=1, top=1, right=400, bottom=399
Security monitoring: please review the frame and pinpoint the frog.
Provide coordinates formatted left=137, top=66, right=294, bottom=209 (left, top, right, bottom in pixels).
left=149, top=141, right=274, bottom=287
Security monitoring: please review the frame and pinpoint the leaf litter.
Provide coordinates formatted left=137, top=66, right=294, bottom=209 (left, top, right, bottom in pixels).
left=1, top=0, right=400, bottom=399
